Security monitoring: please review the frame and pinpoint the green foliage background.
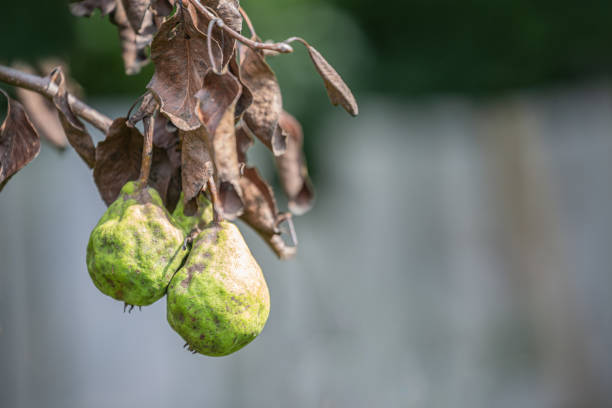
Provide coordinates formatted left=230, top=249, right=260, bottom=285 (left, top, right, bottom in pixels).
left=2, top=0, right=611, bottom=179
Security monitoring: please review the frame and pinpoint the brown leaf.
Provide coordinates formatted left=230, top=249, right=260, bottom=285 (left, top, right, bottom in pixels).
left=94, top=117, right=172, bottom=205
left=180, top=128, right=213, bottom=202
left=193, top=0, right=241, bottom=68
left=0, top=90, right=41, bottom=192
left=148, top=6, right=223, bottom=130
left=239, top=46, right=286, bottom=155
left=16, top=87, right=66, bottom=149
left=13, top=60, right=83, bottom=150
left=151, top=0, right=174, bottom=17
left=235, top=123, right=253, bottom=165
left=69, top=0, right=116, bottom=17
left=128, top=92, right=159, bottom=126
left=112, top=0, right=154, bottom=75
left=276, top=111, right=314, bottom=215
left=307, top=46, right=358, bottom=116
left=240, top=167, right=297, bottom=260
left=94, top=118, right=142, bottom=204
left=49, top=68, right=96, bottom=168
left=229, top=55, right=253, bottom=118
left=121, top=0, right=154, bottom=34
left=195, top=72, right=244, bottom=219
left=194, top=71, right=241, bottom=137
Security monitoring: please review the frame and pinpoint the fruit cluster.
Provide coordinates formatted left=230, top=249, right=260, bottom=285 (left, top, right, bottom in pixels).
left=87, top=181, right=270, bottom=356
left=0, top=0, right=357, bottom=357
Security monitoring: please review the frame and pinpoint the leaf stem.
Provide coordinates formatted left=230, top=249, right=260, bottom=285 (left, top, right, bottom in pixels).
left=192, top=0, right=293, bottom=54
left=0, top=64, right=112, bottom=133
left=238, top=6, right=257, bottom=39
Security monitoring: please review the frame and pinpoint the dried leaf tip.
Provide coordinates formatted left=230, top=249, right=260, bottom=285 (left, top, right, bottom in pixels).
left=0, top=89, right=41, bottom=192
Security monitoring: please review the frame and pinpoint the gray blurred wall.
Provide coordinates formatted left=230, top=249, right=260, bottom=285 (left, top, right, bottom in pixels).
left=1, top=87, right=611, bottom=408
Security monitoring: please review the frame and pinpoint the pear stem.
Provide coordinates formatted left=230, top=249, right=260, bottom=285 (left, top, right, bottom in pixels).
left=138, top=113, right=155, bottom=187
left=206, top=177, right=223, bottom=223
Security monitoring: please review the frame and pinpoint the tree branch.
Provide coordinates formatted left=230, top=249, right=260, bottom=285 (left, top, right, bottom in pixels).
left=0, top=64, right=112, bottom=133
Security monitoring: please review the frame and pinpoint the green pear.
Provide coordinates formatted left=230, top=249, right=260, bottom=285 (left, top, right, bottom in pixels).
left=87, top=181, right=188, bottom=306
left=167, top=221, right=270, bottom=356
left=172, top=193, right=214, bottom=235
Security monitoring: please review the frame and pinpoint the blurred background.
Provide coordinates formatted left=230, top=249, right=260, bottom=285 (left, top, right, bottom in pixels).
left=1, top=0, right=612, bottom=407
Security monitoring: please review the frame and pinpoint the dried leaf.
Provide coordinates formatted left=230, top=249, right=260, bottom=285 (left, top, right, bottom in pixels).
left=16, top=87, right=66, bottom=149
left=180, top=128, right=213, bottom=202
left=229, top=55, right=253, bottom=118
left=13, top=61, right=83, bottom=150
left=148, top=7, right=222, bottom=130
left=195, top=72, right=243, bottom=219
left=151, top=0, right=174, bottom=17
left=93, top=118, right=142, bottom=204
left=240, top=167, right=297, bottom=259
left=276, top=111, right=314, bottom=215
left=0, top=90, right=41, bottom=192
left=121, top=0, right=153, bottom=34
left=112, top=0, right=154, bottom=75
left=235, top=123, right=253, bottom=165
left=69, top=0, right=116, bottom=17
left=307, top=45, right=358, bottom=116
left=128, top=92, right=159, bottom=126
left=240, top=46, right=286, bottom=155
left=194, top=71, right=241, bottom=137
left=194, top=0, right=241, bottom=68
left=94, top=117, right=172, bottom=205
left=49, top=68, right=96, bottom=168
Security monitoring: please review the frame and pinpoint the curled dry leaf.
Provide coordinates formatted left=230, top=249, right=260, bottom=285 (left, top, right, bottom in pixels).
left=93, top=118, right=142, bottom=204
left=229, top=56, right=253, bottom=118
left=180, top=127, right=213, bottom=202
left=153, top=115, right=182, bottom=211
left=14, top=60, right=84, bottom=150
left=194, top=71, right=241, bottom=136
left=195, top=72, right=243, bottom=219
left=69, top=0, right=116, bottom=17
left=235, top=123, right=253, bottom=165
left=16, top=86, right=67, bottom=149
left=240, top=167, right=297, bottom=260
left=276, top=111, right=314, bottom=215
left=49, top=68, right=96, bottom=168
left=194, top=0, right=242, bottom=68
left=151, top=0, right=174, bottom=17
left=148, top=6, right=223, bottom=130
left=121, top=0, right=154, bottom=34
left=112, top=0, right=154, bottom=75
left=12, top=62, right=66, bottom=149
left=239, top=46, right=286, bottom=155
left=128, top=91, right=159, bottom=126
left=0, top=90, right=41, bottom=192
left=307, top=45, right=358, bottom=116
left=94, top=117, right=173, bottom=205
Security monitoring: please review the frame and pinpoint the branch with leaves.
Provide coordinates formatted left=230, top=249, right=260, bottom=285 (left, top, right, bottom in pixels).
left=0, top=0, right=358, bottom=259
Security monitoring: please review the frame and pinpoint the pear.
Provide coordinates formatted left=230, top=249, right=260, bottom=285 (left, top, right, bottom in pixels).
left=87, top=181, right=188, bottom=306
left=172, top=193, right=214, bottom=235
left=167, top=221, right=270, bottom=356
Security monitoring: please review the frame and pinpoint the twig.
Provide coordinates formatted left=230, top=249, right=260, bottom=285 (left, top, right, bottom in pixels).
left=238, top=6, right=257, bottom=39
left=0, top=64, right=112, bottom=133
left=192, top=0, right=293, bottom=54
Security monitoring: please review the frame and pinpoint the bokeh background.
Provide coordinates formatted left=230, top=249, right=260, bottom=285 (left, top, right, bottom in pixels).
left=2, top=1, right=612, bottom=407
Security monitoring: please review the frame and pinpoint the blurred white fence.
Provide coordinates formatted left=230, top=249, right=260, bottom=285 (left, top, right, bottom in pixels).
left=1, top=83, right=611, bottom=407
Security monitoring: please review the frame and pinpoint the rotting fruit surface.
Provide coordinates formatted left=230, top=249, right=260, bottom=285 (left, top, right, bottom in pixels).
left=167, top=221, right=270, bottom=356
left=87, top=181, right=188, bottom=306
